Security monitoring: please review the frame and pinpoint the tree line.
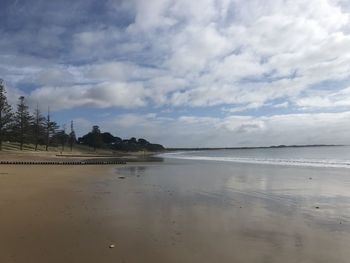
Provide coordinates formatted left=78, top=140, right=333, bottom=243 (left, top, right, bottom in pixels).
left=78, top=125, right=165, bottom=152
left=0, top=79, right=165, bottom=152
left=0, top=79, right=76, bottom=151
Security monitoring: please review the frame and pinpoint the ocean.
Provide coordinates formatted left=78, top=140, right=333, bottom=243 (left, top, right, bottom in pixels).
left=116, top=146, right=350, bottom=263
left=112, top=146, right=350, bottom=262
left=160, top=146, right=350, bottom=168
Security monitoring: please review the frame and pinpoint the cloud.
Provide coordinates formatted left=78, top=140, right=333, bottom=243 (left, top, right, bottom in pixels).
left=36, top=68, right=75, bottom=86
left=28, top=82, right=149, bottom=110
left=2, top=0, right=350, bottom=146
left=296, top=86, right=350, bottom=109
left=2, top=0, right=350, bottom=111
left=273, top=102, right=289, bottom=109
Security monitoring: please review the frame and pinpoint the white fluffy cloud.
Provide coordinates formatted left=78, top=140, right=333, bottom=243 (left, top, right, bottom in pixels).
left=29, top=82, right=149, bottom=110
left=297, top=86, right=350, bottom=109
left=2, top=0, right=350, bottom=111
left=16, top=0, right=350, bottom=110
left=2, top=0, right=350, bottom=146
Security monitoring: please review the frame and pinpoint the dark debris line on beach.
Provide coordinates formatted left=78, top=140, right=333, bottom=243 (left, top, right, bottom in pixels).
left=0, top=160, right=127, bottom=165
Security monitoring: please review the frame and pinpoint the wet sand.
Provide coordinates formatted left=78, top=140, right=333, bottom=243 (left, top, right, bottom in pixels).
left=1, top=159, right=350, bottom=262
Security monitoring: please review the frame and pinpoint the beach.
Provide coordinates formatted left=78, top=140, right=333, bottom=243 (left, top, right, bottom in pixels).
left=1, top=155, right=350, bottom=263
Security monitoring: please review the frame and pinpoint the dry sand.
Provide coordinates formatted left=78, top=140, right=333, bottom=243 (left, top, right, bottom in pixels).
left=0, top=160, right=350, bottom=263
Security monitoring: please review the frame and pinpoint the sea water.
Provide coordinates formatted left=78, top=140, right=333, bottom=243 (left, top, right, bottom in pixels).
left=115, top=146, right=350, bottom=262
left=160, top=146, right=350, bottom=168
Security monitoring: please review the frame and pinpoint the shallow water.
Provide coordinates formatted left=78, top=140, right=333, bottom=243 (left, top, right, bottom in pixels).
left=161, top=146, right=350, bottom=168
left=115, top=158, right=350, bottom=262
left=1, top=159, right=350, bottom=263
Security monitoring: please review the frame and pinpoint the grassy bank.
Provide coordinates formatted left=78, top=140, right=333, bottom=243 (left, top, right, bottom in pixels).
left=0, top=142, right=160, bottom=163
left=0, top=141, right=115, bottom=154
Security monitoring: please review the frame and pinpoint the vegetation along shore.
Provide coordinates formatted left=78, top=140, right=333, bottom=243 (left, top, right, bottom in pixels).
left=0, top=79, right=164, bottom=158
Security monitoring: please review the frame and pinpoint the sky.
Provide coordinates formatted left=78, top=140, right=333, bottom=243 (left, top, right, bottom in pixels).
left=1, top=0, right=350, bottom=147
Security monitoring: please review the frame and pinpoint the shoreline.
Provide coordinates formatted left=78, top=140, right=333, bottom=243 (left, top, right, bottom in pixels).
left=1, top=155, right=349, bottom=262
left=0, top=151, right=163, bottom=164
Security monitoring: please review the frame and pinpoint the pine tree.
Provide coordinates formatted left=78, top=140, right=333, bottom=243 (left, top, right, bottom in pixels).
left=69, top=120, right=76, bottom=151
left=44, top=108, right=59, bottom=151
left=0, top=79, right=13, bottom=151
left=15, top=96, right=33, bottom=150
left=60, top=124, right=66, bottom=152
left=45, top=108, right=50, bottom=151
left=32, top=104, right=45, bottom=151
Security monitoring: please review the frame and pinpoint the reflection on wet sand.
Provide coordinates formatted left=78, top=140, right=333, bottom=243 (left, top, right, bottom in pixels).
left=0, top=159, right=350, bottom=263
left=115, top=160, right=350, bottom=262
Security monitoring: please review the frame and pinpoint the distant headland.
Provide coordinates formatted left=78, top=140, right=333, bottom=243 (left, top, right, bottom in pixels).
left=166, top=144, right=345, bottom=151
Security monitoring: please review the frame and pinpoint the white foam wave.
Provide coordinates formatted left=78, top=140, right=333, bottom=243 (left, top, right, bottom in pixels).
left=160, top=152, right=350, bottom=168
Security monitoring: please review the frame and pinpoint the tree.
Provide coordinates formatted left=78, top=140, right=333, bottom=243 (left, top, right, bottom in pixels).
left=69, top=120, right=76, bottom=151
left=44, top=108, right=59, bottom=151
left=45, top=108, right=51, bottom=151
left=60, top=124, right=67, bottom=152
left=138, top=138, right=150, bottom=146
left=0, top=79, right=13, bottom=151
left=91, top=125, right=103, bottom=151
left=129, top=137, right=137, bottom=144
left=101, top=132, right=121, bottom=145
left=32, top=104, right=45, bottom=151
left=78, top=125, right=103, bottom=151
left=14, top=96, right=32, bottom=150
left=52, top=124, right=69, bottom=152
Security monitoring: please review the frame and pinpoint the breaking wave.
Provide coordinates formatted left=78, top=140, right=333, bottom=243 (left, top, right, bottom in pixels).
left=160, top=152, right=350, bottom=168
